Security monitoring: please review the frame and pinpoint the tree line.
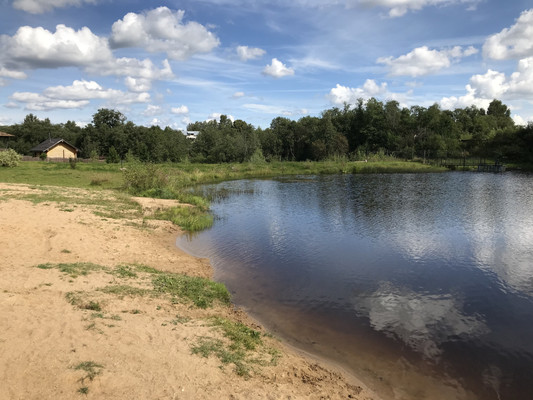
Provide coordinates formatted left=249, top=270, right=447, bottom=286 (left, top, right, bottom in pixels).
left=1, top=99, right=532, bottom=164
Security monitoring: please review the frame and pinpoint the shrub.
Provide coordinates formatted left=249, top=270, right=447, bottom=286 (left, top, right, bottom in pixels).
left=0, top=149, right=22, bottom=167
left=69, top=157, right=77, bottom=169
left=121, top=161, right=169, bottom=194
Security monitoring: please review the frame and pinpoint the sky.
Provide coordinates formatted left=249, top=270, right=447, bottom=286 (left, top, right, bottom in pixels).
left=0, top=0, right=532, bottom=130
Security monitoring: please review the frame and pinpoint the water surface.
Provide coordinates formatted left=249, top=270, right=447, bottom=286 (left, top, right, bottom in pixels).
left=177, top=172, right=533, bottom=400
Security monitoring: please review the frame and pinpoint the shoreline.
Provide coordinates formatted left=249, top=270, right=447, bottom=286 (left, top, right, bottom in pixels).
left=0, top=183, right=381, bottom=399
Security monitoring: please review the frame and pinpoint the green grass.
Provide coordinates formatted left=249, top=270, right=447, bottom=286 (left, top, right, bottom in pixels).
left=191, top=317, right=280, bottom=377
left=152, top=205, right=214, bottom=232
left=37, top=262, right=104, bottom=278
left=152, top=273, right=231, bottom=308
left=73, top=361, right=104, bottom=384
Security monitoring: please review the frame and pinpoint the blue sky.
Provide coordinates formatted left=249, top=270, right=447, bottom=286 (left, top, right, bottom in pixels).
left=1, top=0, right=532, bottom=130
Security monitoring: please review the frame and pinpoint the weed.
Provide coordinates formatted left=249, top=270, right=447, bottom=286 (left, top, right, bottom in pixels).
left=190, top=317, right=280, bottom=378
left=112, top=265, right=138, bottom=278
left=153, top=205, right=213, bottom=232
left=152, top=273, right=230, bottom=308
left=98, top=285, right=150, bottom=298
left=36, top=262, right=104, bottom=278
left=73, top=361, right=103, bottom=384
left=61, top=249, right=72, bottom=254
left=78, top=386, right=89, bottom=395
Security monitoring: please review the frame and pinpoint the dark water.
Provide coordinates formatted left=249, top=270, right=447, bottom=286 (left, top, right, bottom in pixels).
left=177, top=172, right=533, bottom=400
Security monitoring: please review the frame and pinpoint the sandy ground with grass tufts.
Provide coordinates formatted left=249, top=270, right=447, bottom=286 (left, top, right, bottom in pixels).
left=0, top=183, right=380, bottom=400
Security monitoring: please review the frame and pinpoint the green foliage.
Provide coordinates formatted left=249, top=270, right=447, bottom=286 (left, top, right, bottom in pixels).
left=191, top=317, right=280, bottom=378
left=121, top=161, right=169, bottom=195
left=73, top=361, right=104, bottom=383
left=0, top=149, right=21, bottom=167
left=36, top=262, right=103, bottom=278
left=153, top=206, right=214, bottom=232
left=152, top=273, right=231, bottom=308
left=69, top=157, right=77, bottom=169
left=106, top=146, right=120, bottom=163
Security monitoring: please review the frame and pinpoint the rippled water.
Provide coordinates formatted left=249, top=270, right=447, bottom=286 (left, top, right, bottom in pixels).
left=177, top=172, right=533, bottom=400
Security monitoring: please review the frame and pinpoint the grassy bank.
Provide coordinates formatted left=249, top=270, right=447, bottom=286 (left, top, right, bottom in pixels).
left=0, top=159, right=445, bottom=231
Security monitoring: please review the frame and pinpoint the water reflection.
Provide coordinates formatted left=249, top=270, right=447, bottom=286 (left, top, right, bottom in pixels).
left=353, top=281, right=490, bottom=359
left=178, top=172, right=533, bottom=400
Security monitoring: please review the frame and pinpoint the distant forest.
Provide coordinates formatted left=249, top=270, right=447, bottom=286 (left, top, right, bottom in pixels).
left=2, top=98, right=532, bottom=164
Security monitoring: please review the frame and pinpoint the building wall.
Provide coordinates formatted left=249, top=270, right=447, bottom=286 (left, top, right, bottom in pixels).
left=47, top=144, right=77, bottom=159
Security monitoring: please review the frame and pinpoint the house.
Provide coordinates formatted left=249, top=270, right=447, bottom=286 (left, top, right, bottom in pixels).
left=185, top=131, right=199, bottom=140
left=30, top=138, right=79, bottom=159
left=0, top=131, right=14, bottom=150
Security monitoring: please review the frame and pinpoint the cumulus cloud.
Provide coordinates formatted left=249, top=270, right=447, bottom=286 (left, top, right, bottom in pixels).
left=110, top=7, right=220, bottom=60
left=143, top=105, right=162, bottom=116
left=328, top=79, right=398, bottom=105
left=0, top=24, right=112, bottom=69
left=10, top=79, right=150, bottom=110
left=377, top=46, right=478, bottom=77
left=357, top=0, right=480, bottom=18
left=232, top=91, right=245, bottom=98
left=171, top=105, right=189, bottom=115
left=440, top=57, right=533, bottom=110
left=12, top=0, right=97, bottom=14
left=262, top=58, right=294, bottom=78
left=483, top=9, right=533, bottom=60
left=0, top=23, right=174, bottom=89
left=236, top=45, right=266, bottom=61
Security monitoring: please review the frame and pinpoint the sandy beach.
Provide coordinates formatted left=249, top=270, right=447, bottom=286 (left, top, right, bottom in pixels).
left=0, top=183, right=380, bottom=399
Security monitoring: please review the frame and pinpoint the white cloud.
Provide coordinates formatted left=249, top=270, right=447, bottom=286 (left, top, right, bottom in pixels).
left=262, top=58, right=294, bottom=78
left=12, top=0, right=97, bottom=14
left=10, top=79, right=150, bottom=110
left=377, top=46, right=478, bottom=77
left=110, top=7, right=220, bottom=60
left=328, top=79, right=391, bottom=105
left=483, top=9, right=533, bottom=60
left=232, top=91, right=245, bottom=98
left=0, top=24, right=112, bottom=69
left=171, top=105, right=189, bottom=115
left=143, top=105, right=162, bottom=116
left=236, top=45, right=266, bottom=61
left=10, top=91, right=89, bottom=110
left=0, top=24, right=174, bottom=89
left=356, top=0, right=480, bottom=18
left=0, top=67, right=27, bottom=79
left=440, top=57, right=533, bottom=110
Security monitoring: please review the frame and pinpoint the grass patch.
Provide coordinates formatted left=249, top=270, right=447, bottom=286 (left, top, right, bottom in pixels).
left=152, top=273, right=231, bottom=308
left=153, top=205, right=214, bottom=232
left=191, top=317, right=280, bottom=378
left=36, top=262, right=104, bottom=278
left=98, top=285, right=151, bottom=298
left=73, top=361, right=104, bottom=384
left=112, top=265, right=138, bottom=279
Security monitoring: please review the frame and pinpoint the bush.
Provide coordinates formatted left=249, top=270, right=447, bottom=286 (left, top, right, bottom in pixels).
left=0, top=149, right=22, bottom=167
left=121, top=161, right=170, bottom=195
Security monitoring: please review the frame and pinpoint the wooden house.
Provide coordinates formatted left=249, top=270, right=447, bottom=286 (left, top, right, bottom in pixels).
left=0, top=131, right=14, bottom=150
left=30, top=138, right=79, bottom=159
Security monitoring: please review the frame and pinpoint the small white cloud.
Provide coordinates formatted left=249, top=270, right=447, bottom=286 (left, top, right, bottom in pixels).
left=328, top=80, right=388, bottom=105
left=12, top=0, right=98, bottom=14
left=0, top=67, right=27, bottom=80
left=232, top=91, right=245, bottom=99
left=171, top=105, right=189, bottom=115
left=124, top=77, right=152, bottom=93
left=483, top=9, right=533, bottom=60
left=262, top=58, right=294, bottom=78
left=377, top=46, right=478, bottom=77
left=10, top=79, right=150, bottom=111
left=237, top=45, right=266, bottom=61
left=110, top=7, right=220, bottom=60
left=143, top=105, right=162, bottom=116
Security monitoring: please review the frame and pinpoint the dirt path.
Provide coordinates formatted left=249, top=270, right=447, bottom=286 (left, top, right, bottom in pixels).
left=0, top=183, right=379, bottom=400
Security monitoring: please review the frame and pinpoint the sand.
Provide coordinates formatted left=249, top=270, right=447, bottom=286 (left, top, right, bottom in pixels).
left=0, top=183, right=380, bottom=400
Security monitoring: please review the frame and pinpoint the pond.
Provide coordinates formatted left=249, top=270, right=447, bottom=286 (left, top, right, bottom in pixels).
left=177, top=172, right=533, bottom=400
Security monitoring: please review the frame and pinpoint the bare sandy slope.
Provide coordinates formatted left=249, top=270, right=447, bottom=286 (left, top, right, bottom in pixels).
left=0, top=183, right=379, bottom=400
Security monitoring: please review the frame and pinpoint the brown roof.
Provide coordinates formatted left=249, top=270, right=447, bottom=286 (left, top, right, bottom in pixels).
left=0, top=131, right=14, bottom=137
